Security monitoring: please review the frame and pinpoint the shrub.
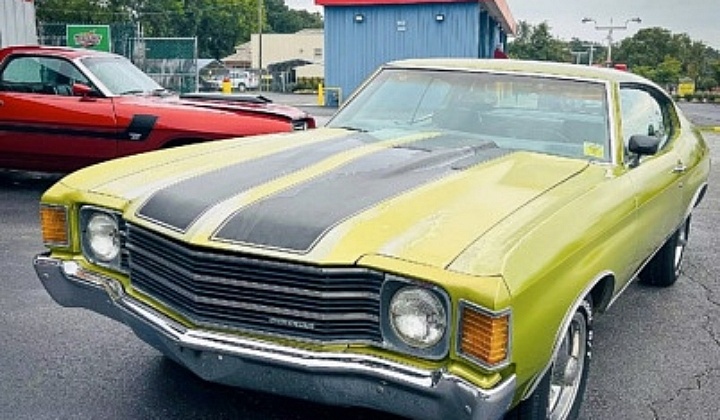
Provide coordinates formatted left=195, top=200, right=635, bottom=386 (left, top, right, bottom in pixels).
left=293, top=77, right=324, bottom=92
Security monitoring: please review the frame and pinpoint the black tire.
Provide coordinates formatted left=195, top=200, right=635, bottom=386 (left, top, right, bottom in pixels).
left=639, top=217, right=690, bottom=287
left=237, top=83, right=247, bottom=92
left=506, top=298, right=593, bottom=420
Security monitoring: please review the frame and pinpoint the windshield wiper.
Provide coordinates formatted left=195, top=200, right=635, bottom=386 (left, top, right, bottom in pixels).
left=118, top=89, right=144, bottom=95
left=334, top=125, right=368, bottom=132
left=151, top=88, right=171, bottom=97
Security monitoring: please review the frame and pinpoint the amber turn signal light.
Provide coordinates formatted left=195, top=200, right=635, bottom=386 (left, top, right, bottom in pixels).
left=40, top=205, right=69, bottom=246
left=459, top=304, right=510, bottom=368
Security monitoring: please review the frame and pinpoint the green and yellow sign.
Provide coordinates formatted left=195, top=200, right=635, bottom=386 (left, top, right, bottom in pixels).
left=678, top=77, right=695, bottom=97
left=66, top=25, right=111, bottom=52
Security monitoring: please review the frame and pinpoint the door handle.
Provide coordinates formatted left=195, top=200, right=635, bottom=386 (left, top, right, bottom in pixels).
left=672, top=161, right=687, bottom=173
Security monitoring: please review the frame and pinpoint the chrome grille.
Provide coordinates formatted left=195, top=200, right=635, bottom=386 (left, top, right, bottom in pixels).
left=126, top=224, right=383, bottom=342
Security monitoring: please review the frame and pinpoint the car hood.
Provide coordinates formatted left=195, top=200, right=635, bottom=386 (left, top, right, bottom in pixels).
left=114, top=94, right=310, bottom=121
left=56, top=128, right=601, bottom=275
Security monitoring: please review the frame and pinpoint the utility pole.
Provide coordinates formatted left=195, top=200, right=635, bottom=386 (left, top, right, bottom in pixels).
left=581, top=17, right=641, bottom=66
left=258, top=0, right=263, bottom=91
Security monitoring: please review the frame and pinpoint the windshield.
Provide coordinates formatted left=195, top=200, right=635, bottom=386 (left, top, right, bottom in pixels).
left=328, top=68, right=611, bottom=162
left=82, top=56, right=165, bottom=95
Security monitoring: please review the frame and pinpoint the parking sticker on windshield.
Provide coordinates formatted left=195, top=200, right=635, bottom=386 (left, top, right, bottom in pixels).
left=583, top=142, right=605, bottom=159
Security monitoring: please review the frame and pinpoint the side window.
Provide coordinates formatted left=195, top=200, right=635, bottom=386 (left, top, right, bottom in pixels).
left=619, top=87, right=673, bottom=150
left=1, top=56, right=43, bottom=84
left=0, top=56, right=88, bottom=95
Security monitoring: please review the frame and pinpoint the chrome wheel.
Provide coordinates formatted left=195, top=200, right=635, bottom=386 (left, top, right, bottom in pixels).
left=674, top=219, right=689, bottom=276
left=548, top=310, right=588, bottom=420
left=639, top=216, right=691, bottom=287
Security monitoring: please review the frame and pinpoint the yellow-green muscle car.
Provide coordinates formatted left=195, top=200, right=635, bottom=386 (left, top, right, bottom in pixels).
left=34, top=59, right=710, bottom=420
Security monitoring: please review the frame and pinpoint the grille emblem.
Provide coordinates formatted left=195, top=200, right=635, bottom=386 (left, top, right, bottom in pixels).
left=268, top=317, right=316, bottom=331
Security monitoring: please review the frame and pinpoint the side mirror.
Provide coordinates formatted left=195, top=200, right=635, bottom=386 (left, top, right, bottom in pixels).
left=628, top=134, right=661, bottom=167
left=71, top=83, right=93, bottom=97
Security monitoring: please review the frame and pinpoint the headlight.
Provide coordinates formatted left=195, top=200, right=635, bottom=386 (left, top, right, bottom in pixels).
left=389, top=286, right=447, bottom=349
left=80, top=207, right=124, bottom=271
left=86, top=213, right=120, bottom=261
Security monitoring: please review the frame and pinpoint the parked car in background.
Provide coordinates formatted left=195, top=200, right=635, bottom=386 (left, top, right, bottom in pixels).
left=205, top=70, right=260, bottom=92
left=227, top=69, right=260, bottom=91
left=34, top=59, right=709, bottom=419
left=0, top=45, right=315, bottom=173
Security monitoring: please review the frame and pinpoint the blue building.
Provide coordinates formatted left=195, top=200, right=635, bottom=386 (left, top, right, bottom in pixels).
left=316, top=0, right=516, bottom=104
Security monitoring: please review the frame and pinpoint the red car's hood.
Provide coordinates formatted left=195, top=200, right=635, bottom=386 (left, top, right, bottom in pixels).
left=114, top=93, right=312, bottom=123
left=177, top=93, right=312, bottom=122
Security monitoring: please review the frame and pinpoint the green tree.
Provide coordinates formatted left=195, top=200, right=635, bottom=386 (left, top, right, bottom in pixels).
left=36, top=0, right=324, bottom=59
left=613, top=27, right=676, bottom=68
left=508, top=21, right=570, bottom=62
left=264, top=0, right=322, bottom=34
left=36, top=0, right=132, bottom=23
left=614, top=28, right=719, bottom=88
left=659, top=57, right=683, bottom=86
left=179, top=0, right=257, bottom=59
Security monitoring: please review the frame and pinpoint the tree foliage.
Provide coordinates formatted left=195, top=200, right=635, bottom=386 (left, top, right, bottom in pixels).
left=35, top=0, right=323, bottom=59
left=507, top=21, right=570, bottom=62
left=509, top=21, right=720, bottom=90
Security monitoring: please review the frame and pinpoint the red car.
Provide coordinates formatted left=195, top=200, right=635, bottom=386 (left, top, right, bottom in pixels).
left=0, top=45, right=316, bottom=172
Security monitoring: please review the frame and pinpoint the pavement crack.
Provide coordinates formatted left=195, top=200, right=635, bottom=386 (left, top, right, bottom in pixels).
left=682, top=262, right=720, bottom=308
left=648, top=366, right=720, bottom=419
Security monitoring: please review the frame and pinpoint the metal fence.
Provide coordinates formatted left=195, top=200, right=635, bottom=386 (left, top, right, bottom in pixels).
left=127, top=37, right=198, bottom=93
left=37, top=22, right=199, bottom=93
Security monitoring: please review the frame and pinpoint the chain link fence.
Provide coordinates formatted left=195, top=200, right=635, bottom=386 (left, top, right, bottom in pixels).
left=127, top=37, right=198, bottom=93
left=37, top=22, right=199, bottom=93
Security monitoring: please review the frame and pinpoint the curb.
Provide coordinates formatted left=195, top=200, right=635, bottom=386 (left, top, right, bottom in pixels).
left=698, top=126, right=720, bottom=132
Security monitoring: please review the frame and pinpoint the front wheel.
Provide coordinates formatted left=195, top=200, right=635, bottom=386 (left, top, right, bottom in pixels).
left=639, top=217, right=690, bottom=287
left=506, top=298, right=593, bottom=420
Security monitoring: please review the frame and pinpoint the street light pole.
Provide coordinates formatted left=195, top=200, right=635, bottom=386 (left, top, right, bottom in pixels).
left=258, top=0, right=263, bottom=91
left=581, top=17, right=641, bottom=66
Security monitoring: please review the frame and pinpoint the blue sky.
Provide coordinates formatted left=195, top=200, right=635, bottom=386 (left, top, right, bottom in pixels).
left=284, top=0, right=720, bottom=49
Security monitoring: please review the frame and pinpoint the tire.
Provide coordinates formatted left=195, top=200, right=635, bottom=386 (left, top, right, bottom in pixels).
left=506, top=298, right=593, bottom=420
left=639, top=217, right=690, bottom=287
left=237, top=83, right=247, bottom=92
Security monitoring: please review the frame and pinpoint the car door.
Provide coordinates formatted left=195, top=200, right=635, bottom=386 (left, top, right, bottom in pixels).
left=620, top=84, right=687, bottom=270
left=0, top=54, right=118, bottom=172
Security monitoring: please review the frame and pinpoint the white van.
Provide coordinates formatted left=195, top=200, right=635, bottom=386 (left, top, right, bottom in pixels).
left=228, top=70, right=259, bottom=91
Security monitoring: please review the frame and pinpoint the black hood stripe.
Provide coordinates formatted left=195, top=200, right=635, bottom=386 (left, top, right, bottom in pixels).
left=136, top=134, right=370, bottom=231
left=213, top=141, right=507, bottom=253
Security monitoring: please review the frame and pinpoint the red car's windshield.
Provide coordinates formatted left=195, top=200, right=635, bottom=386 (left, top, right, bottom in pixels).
left=82, top=56, right=165, bottom=96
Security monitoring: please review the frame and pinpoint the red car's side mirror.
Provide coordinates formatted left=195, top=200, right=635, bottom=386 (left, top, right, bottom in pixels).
left=71, top=83, right=93, bottom=97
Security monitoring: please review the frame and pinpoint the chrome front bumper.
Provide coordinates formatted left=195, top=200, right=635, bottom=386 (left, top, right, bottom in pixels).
left=34, top=254, right=516, bottom=420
